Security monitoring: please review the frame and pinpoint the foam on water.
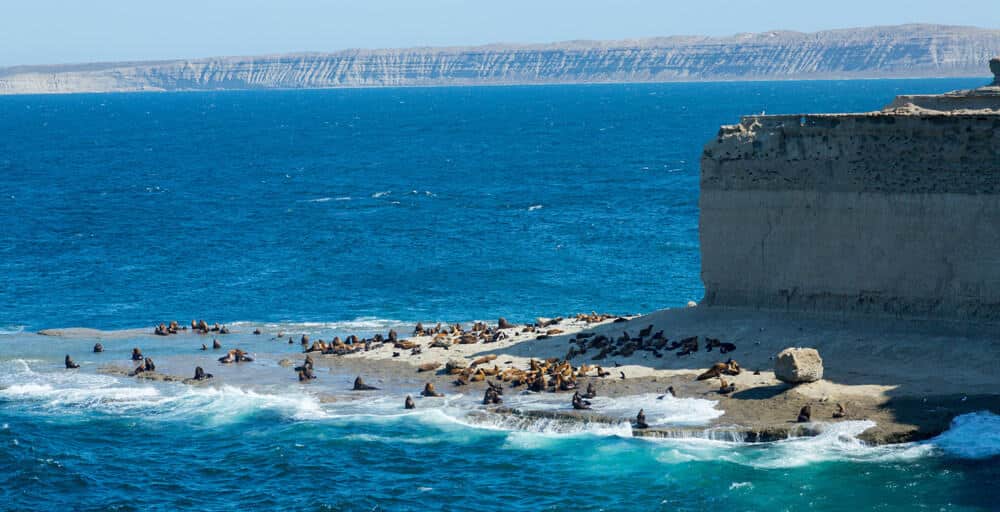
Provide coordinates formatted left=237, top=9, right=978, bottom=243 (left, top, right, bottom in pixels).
left=503, top=391, right=723, bottom=426
left=927, top=411, right=1000, bottom=459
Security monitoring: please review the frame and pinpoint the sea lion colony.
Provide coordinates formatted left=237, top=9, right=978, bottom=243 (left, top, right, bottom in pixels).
left=73, top=314, right=750, bottom=428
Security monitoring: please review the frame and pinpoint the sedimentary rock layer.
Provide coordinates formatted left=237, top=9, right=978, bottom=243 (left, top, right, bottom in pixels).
left=700, top=110, right=1000, bottom=319
left=2, top=24, right=1000, bottom=94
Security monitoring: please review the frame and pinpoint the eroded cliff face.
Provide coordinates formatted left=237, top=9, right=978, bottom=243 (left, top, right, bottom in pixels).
left=2, top=24, right=1000, bottom=94
left=700, top=87, right=1000, bottom=319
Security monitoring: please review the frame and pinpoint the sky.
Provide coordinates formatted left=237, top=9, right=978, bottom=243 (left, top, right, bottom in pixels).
left=2, top=0, right=997, bottom=67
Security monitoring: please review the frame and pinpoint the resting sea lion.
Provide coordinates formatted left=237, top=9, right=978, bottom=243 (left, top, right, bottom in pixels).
left=497, top=317, right=513, bottom=329
left=581, top=382, right=596, bottom=399
left=144, top=358, right=155, bottom=372
left=635, top=409, right=649, bottom=429
left=417, top=362, right=441, bottom=373
left=797, top=405, right=812, bottom=423
left=352, top=376, right=378, bottom=391
left=833, top=403, right=846, bottom=418
left=571, top=391, right=591, bottom=410
left=193, top=366, right=212, bottom=380
left=64, top=355, right=80, bottom=369
left=131, top=348, right=143, bottom=361
left=404, top=395, right=416, bottom=409
left=212, top=339, right=221, bottom=350
left=717, top=377, right=735, bottom=394
left=253, top=328, right=261, bottom=335
left=421, top=382, right=443, bottom=397
left=93, top=343, right=103, bottom=353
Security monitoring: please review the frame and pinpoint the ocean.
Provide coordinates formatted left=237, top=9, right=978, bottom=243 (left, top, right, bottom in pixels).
left=1, top=78, right=998, bottom=511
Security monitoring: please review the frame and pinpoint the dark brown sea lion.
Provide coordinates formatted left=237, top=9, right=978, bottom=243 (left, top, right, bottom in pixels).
left=797, top=405, right=812, bottom=423
left=417, top=362, right=441, bottom=373
left=353, top=376, right=378, bottom=391
left=131, top=348, right=143, bottom=361
left=404, top=395, right=416, bottom=409
left=421, top=382, right=443, bottom=397
left=64, top=355, right=80, bottom=369
left=635, top=409, right=649, bottom=429
left=212, top=339, right=222, bottom=350
left=93, top=343, right=103, bottom=353
left=833, top=403, right=846, bottom=419
left=497, top=317, right=513, bottom=329
left=581, top=382, right=597, bottom=399
left=638, top=324, right=653, bottom=338
left=200, top=344, right=207, bottom=351
left=193, top=366, right=212, bottom=380
left=144, top=358, right=155, bottom=372
left=571, top=391, right=591, bottom=410
left=253, top=328, right=262, bottom=335
left=658, top=386, right=677, bottom=399
left=482, top=387, right=502, bottom=405
left=300, top=335, right=310, bottom=346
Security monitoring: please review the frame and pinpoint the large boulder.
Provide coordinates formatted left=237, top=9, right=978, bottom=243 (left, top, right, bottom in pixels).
left=774, top=348, right=824, bottom=384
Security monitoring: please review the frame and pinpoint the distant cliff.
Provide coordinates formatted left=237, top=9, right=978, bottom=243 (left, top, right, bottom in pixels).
left=2, top=24, right=1000, bottom=94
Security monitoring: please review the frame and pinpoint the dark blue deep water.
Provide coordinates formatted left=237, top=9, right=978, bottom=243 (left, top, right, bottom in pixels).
left=2, top=79, right=998, bottom=511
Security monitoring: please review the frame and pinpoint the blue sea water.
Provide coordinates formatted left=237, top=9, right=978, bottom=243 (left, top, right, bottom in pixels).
left=1, top=78, right=998, bottom=511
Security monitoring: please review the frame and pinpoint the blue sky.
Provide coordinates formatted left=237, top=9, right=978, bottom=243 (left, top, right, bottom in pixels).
left=2, top=0, right=996, bottom=66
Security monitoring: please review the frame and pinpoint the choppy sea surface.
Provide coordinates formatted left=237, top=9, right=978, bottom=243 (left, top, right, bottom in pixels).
left=2, top=79, right=998, bottom=511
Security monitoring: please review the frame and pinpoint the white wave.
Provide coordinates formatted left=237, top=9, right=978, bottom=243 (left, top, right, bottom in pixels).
left=527, top=204, right=543, bottom=211
left=0, top=324, right=25, bottom=335
left=228, top=317, right=411, bottom=336
left=371, top=190, right=391, bottom=198
left=301, top=197, right=332, bottom=203
left=928, top=411, right=1000, bottom=459
left=334, top=196, right=352, bottom=201
left=502, top=392, right=722, bottom=427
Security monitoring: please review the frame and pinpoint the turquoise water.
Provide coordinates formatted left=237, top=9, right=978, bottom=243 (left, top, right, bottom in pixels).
left=2, top=79, right=998, bottom=511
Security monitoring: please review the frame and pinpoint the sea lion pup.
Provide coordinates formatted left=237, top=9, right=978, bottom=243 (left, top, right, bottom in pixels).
left=404, top=395, right=416, bottom=409
left=482, top=387, right=502, bottom=405
left=352, top=376, right=378, bottom=391
left=833, top=403, right=846, bottom=419
left=658, top=386, right=677, bottom=399
left=200, top=344, right=208, bottom=351
left=581, top=382, right=597, bottom=399
left=131, top=348, right=144, bottom=361
left=634, top=409, right=649, bottom=429
left=421, top=382, right=444, bottom=397
left=93, top=343, right=103, bottom=353
left=64, top=354, right=80, bottom=369
left=572, top=391, right=591, bottom=410
left=143, top=358, right=155, bottom=372
left=193, top=366, right=212, bottom=380
left=212, top=339, right=222, bottom=350
left=797, top=405, right=812, bottom=423
left=717, top=377, right=735, bottom=394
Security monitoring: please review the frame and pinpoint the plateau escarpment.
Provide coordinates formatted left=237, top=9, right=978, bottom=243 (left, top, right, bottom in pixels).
left=700, top=59, right=1000, bottom=319
left=2, top=24, right=1000, bottom=94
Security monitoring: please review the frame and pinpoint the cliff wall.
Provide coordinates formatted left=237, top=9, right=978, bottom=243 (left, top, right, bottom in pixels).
left=2, top=24, right=1000, bottom=94
left=699, top=110, right=1000, bottom=319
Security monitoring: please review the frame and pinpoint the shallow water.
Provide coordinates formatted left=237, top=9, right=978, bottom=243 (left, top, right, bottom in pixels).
left=2, top=79, right=997, bottom=510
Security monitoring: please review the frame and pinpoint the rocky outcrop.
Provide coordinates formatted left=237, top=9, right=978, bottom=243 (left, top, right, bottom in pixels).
left=774, top=348, right=824, bottom=384
left=2, top=24, right=1000, bottom=95
left=700, top=60, right=1000, bottom=319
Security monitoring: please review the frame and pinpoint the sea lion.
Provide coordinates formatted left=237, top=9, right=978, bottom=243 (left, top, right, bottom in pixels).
left=200, top=343, right=207, bottom=350
left=421, top=382, right=443, bottom=397
left=572, top=391, right=591, bottom=410
left=352, top=376, right=378, bottom=391
left=299, top=366, right=316, bottom=381
left=64, top=354, right=80, bottom=369
left=253, top=328, right=262, bottom=335
left=581, top=382, right=597, bottom=399
left=497, top=317, right=513, bottom=329
left=833, top=403, right=846, bottom=419
left=193, top=366, right=212, bottom=380
left=417, top=362, right=441, bottom=373
left=144, top=358, right=155, bottom=372
left=219, top=326, right=230, bottom=334
left=482, top=387, right=502, bottom=405
left=658, top=386, right=677, bottom=399
left=719, top=342, right=736, bottom=354
left=212, top=339, right=221, bottom=350
left=638, top=324, right=653, bottom=338
left=797, top=405, right=812, bottom=423
left=93, top=343, right=103, bottom=353
left=131, top=348, right=143, bottom=361
left=300, top=335, right=309, bottom=346
left=635, top=409, right=649, bottom=429
left=404, top=395, right=416, bottom=409
left=717, top=377, right=735, bottom=394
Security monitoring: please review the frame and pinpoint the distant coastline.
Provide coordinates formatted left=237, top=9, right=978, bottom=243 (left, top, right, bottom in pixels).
left=2, top=23, right=999, bottom=95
